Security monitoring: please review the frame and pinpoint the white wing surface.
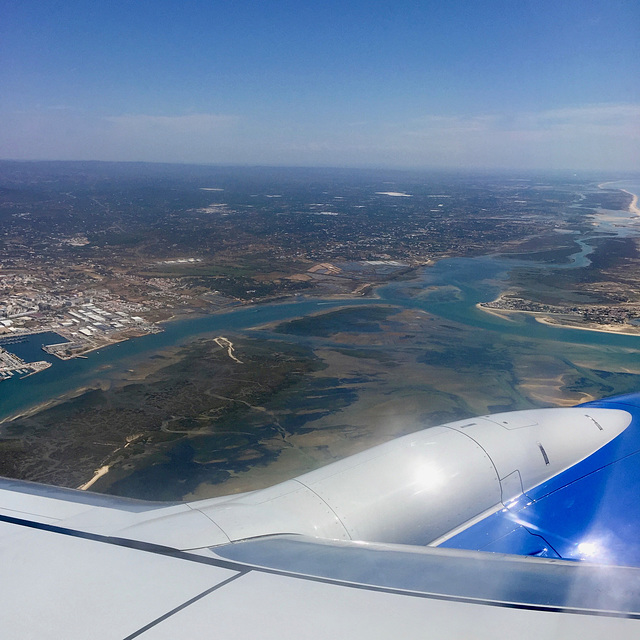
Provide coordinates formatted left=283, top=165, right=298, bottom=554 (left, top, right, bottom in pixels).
left=1, top=401, right=639, bottom=638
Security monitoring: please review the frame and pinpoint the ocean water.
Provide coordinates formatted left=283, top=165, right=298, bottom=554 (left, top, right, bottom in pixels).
left=609, top=180, right=640, bottom=198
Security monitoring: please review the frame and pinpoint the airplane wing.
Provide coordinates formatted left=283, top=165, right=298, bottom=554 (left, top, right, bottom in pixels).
left=1, top=393, right=640, bottom=638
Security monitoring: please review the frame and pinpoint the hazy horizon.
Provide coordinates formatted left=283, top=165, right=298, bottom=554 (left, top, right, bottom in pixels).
left=2, top=1, right=638, bottom=172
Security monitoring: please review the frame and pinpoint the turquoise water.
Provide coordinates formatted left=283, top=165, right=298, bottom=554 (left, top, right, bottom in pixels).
left=0, top=332, right=67, bottom=364
left=1, top=188, right=639, bottom=424
left=0, top=298, right=368, bottom=421
left=2, top=250, right=638, bottom=424
left=379, top=255, right=640, bottom=348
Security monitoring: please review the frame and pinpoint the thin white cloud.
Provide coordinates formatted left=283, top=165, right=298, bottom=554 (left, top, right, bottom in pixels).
left=406, top=104, right=640, bottom=138
left=516, top=104, right=640, bottom=138
left=105, top=113, right=240, bottom=135
left=99, top=113, right=242, bottom=162
left=392, top=103, right=640, bottom=170
left=0, top=111, right=242, bottom=163
left=1, top=104, right=638, bottom=171
left=407, top=113, right=504, bottom=135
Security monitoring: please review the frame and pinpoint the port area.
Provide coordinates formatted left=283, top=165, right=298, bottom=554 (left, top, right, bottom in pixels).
left=0, top=341, right=51, bottom=381
left=0, top=295, right=164, bottom=375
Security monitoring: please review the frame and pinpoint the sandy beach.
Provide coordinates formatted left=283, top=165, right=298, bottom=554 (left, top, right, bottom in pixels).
left=533, top=315, right=640, bottom=336
left=0, top=381, right=113, bottom=426
left=598, top=182, right=640, bottom=216
left=77, top=465, right=110, bottom=490
left=476, top=302, right=640, bottom=337
left=622, top=189, right=640, bottom=215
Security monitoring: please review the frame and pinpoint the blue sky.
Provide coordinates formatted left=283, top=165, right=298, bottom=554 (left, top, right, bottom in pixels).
left=1, top=0, right=638, bottom=171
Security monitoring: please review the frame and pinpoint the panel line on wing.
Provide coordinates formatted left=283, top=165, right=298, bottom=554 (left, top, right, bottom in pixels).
left=3, top=512, right=640, bottom=620
left=292, top=478, right=352, bottom=539
left=122, top=573, right=247, bottom=640
left=0, top=512, right=244, bottom=572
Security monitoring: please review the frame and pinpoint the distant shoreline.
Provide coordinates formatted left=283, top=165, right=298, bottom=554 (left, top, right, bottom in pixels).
left=0, top=290, right=394, bottom=426
left=476, top=184, right=640, bottom=337
left=476, top=302, right=640, bottom=337
left=597, top=181, right=640, bottom=216
left=621, top=189, right=640, bottom=216
left=533, top=314, right=640, bottom=336
left=0, top=382, right=108, bottom=426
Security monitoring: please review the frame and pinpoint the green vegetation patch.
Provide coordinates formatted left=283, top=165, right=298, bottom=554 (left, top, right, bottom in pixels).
left=275, top=306, right=397, bottom=337
left=0, top=334, right=369, bottom=498
left=334, top=347, right=399, bottom=365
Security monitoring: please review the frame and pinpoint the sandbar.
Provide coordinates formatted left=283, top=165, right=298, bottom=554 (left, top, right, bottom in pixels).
left=622, top=189, right=640, bottom=216
left=476, top=302, right=640, bottom=337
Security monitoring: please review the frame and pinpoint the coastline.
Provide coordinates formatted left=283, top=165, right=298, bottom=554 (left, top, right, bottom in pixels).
left=77, top=464, right=110, bottom=491
left=621, top=189, right=640, bottom=216
left=0, top=290, right=392, bottom=427
left=597, top=181, right=640, bottom=216
left=476, top=302, right=640, bottom=337
left=533, top=314, right=640, bottom=336
left=49, top=333, right=131, bottom=360
left=476, top=184, right=640, bottom=338
left=0, top=380, right=114, bottom=426
left=4, top=242, right=638, bottom=490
